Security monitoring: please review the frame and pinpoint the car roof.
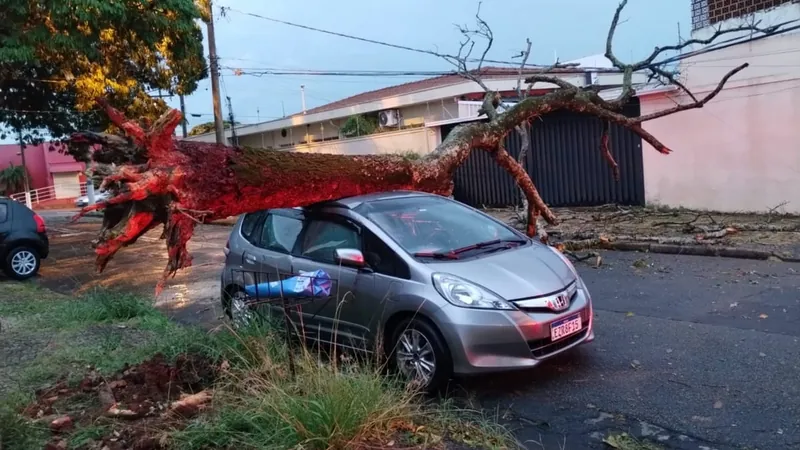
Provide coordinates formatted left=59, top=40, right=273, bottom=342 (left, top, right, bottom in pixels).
left=327, top=190, right=433, bottom=209
left=255, top=191, right=440, bottom=221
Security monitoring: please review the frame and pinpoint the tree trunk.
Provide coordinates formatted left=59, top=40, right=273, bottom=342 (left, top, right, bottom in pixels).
left=70, top=84, right=687, bottom=293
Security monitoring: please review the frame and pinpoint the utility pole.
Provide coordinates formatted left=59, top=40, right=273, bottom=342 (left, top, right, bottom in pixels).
left=16, top=128, right=31, bottom=208
left=206, top=0, right=225, bottom=144
left=300, top=85, right=307, bottom=114
left=226, top=96, right=238, bottom=146
left=179, top=94, right=188, bottom=138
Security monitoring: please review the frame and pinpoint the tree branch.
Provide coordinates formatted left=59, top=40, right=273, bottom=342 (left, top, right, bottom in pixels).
left=599, top=121, right=620, bottom=180
left=648, top=66, right=698, bottom=102
left=515, top=38, right=533, bottom=99
left=635, top=63, right=748, bottom=123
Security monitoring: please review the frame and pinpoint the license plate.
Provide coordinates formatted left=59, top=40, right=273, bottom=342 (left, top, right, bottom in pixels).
left=550, top=313, right=582, bottom=341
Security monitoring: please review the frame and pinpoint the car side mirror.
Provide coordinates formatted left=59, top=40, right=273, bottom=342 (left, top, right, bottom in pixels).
left=334, top=248, right=367, bottom=269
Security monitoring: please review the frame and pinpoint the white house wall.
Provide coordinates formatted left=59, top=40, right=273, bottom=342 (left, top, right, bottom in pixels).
left=640, top=14, right=800, bottom=213
left=185, top=72, right=644, bottom=143
left=234, top=100, right=458, bottom=150
left=288, top=127, right=437, bottom=156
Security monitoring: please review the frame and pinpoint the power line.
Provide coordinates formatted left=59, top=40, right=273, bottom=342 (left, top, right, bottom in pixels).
left=221, top=66, right=454, bottom=77
left=218, top=6, right=534, bottom=67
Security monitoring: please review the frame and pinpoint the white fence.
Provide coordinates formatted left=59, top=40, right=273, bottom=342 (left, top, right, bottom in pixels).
left=9, top=183, right=88, bottom=208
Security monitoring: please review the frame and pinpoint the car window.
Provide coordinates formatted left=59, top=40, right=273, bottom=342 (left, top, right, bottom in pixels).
left=363, top=229, right=410, bottom=279
left=240, top=211, right=265, bottom=244
left=0, top=203, right=7, bottom=223
left=298, top=218, right=361, bottom=264
left=260, top=214, right=303, bottom=253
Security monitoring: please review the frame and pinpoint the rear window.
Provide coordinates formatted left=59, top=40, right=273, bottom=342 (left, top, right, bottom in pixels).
left=0, top=203, right=7, bottom=222
left=240, top=211, right=265, bottom=243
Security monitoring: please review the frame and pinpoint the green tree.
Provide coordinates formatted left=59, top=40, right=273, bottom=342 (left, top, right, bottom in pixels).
left=188, top=120, right=240, bottom=136
left=0, top=0, right=208, bottom=144
left=0, top=164, right=28, bottom=195
left=340, top=115, right=377, bottom=138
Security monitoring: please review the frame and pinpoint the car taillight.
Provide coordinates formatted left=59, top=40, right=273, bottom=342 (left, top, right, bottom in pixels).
left=33, top=214, right=46, bottom=233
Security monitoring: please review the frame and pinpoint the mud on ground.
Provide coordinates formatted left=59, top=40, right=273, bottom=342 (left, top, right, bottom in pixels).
left=31, top=353, right=218, bottom=450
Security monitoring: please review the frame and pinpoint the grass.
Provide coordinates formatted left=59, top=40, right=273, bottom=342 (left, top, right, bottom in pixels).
left=0, top=283, right=516, bottom=450
left=173, top=326, right=513, bottom=449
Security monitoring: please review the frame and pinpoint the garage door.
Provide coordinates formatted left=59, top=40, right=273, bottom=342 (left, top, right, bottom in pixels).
left=53, top=172, right=81, bottom=199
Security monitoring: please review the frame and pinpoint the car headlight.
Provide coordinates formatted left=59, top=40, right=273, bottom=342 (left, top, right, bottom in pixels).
left=432, top=273, right=515, bottom=310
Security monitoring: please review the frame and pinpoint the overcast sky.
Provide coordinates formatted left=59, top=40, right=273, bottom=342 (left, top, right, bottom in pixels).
left=167, top=0, right=691, bottom=131
left=2, top=0, right=692, bottom=144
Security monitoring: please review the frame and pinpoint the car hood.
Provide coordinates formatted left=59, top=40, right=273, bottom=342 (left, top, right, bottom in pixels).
left=427, top=243, right=575, bottom=300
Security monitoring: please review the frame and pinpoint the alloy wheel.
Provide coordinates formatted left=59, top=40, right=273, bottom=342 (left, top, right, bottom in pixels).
left=395, top=329, right=437, bottom=387
left=230, top=291, right=255, bottom=328
left=11, top=250, right=37, bottom=277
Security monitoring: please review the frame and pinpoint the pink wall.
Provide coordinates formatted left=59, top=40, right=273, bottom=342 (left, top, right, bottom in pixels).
left=639, top=27, right=800, bottom=214
left=0, top=143, right=85, bottom=192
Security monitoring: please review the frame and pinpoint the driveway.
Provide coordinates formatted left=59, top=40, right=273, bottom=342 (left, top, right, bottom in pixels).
left=27, top=213, right=800, bottom=449
left=36, top=213, right=229, bottom=328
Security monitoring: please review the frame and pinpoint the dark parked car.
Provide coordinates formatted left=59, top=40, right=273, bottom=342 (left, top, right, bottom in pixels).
left=0, top=197, right=49, bottom=280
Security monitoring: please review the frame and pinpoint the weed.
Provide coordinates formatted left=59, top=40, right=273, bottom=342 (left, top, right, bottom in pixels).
left=46, top=288, right=161, bottom=327
left=68, top=424, right=111, bottom=448
left=603, top=432, right=664, bottom=450
left=0, top=394, right=48, bottom=450
left=172, top=324, right=515, bottom=449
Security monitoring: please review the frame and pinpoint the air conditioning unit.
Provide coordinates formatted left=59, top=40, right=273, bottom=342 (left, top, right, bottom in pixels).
left=378, top=109, right=401, bottom=127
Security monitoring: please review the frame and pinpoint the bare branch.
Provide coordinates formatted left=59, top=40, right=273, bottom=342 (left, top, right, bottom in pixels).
left=606, top=0, right=790, bottom=72
left=648, top=66, right=698, bottom=102
left=636, top=63, right=748, bottom=122
left=599, top=121, right=620, bottom=180
left=638, top=21, right=791, bottom=69
left=515, top=38, right=533, bottom=99
left=473, top=1, right=493, bottom=73
left=523, top=74, right=575, bottom=90
left=604, top=0, right=628, bottom=69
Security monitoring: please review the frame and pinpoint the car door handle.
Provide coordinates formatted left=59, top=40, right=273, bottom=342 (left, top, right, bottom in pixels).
left=245, top=254, right=257, bottom=264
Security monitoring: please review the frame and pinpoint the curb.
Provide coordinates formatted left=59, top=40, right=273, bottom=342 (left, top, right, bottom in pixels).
left=560, top=239, right=800, bottom=263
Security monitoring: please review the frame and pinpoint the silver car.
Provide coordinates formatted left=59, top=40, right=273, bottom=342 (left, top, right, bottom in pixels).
left=220, top=191, right=594, bottom=390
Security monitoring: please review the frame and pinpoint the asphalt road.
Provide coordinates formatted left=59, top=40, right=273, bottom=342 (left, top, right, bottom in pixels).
left=19, top=213, right=800, bottom=449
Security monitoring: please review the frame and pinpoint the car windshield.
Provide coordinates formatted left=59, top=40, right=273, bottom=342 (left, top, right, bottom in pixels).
left=355, top=196, right=525, bottom=258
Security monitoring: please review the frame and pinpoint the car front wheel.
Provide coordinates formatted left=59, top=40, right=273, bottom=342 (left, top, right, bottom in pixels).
left=389, top=318, right=452, bottom=393
left=224, top=289, right=258, bottom=329
left=4, top=247, right=41, bottom=280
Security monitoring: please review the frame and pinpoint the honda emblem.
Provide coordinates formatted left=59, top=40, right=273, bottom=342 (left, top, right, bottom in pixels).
left=547, top=294, right=570, bottom=312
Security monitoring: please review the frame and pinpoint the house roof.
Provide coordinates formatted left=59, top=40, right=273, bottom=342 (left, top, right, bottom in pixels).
left=299, top=66, right=610, bottom=117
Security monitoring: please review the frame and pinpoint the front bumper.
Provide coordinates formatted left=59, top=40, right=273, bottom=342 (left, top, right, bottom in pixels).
left=434, top=279, right=594, bottom=375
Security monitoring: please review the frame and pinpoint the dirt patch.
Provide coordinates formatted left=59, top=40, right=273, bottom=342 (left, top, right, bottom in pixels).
left=490, top=205, right=800, bottom=257
left=25, top=353, right=218, bottom=450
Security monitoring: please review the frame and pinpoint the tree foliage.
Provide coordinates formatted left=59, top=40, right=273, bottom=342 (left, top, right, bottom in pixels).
left=340, top=115, right=377, bottom=138
left=0, top=0, right=208, bottom=144
left=0, top=163, right=28, bottom=195
left=188, top=120, right=240, bottom=136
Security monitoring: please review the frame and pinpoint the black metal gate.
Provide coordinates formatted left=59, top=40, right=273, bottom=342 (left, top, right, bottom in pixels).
left=451, top=99, right=645, bottom=208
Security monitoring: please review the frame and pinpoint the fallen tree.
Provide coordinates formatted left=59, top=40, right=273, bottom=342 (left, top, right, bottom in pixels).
left=67, top=1, right=785, bottom=293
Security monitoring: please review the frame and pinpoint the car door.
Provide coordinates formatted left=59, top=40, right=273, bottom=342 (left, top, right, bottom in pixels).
left=359, top=227, right=413, bottom=339
left=290, top=212, right=374, bottom=351
left=245, top=210, right=305, bottom=317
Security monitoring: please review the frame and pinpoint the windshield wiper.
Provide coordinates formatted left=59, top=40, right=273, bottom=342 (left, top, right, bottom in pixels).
left=414, top=239, right=526, bottom=260
left=413, top=250, right=459, bottom=260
